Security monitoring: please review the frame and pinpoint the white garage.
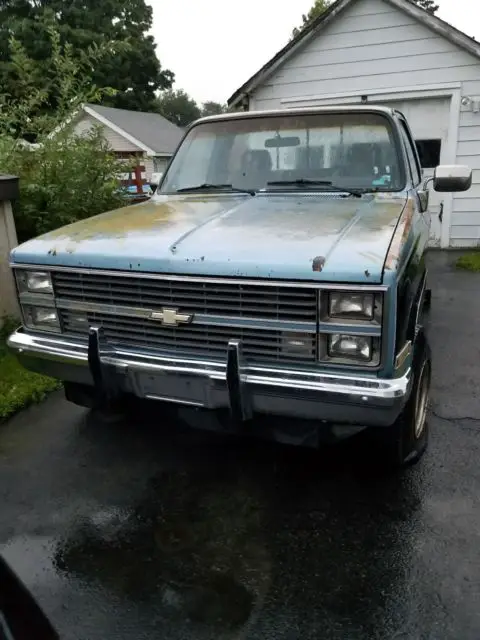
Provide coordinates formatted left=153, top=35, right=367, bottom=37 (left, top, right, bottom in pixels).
left=228, top=0, right=480, bottom=248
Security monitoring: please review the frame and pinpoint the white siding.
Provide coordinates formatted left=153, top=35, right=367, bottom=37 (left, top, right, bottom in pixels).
left=451, top=91, right=480, bottom=245
left=73, top=114, right=142, bottom=152
left=251, top=0, right=480, bottom=246
left=253, top=0, right=479, bottom=107
left=143, top=157, right=154, bottom=181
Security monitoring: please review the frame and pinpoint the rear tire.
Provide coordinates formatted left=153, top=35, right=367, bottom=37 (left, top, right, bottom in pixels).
left=365, top=330, right=431, bottom=472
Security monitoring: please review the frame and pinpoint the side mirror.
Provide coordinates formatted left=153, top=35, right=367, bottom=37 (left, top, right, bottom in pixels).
left=433, top=165, right=472, bottom=192
left=0, top=554, right=59, bottom=639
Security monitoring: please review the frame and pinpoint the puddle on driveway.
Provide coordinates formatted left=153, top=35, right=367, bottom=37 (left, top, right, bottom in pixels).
left=52, top=467, right=271, bottom=636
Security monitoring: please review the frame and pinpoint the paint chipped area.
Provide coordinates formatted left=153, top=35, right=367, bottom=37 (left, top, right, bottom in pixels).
left=384, top=198, right=414, bottom=271
left=12, top=191, right=407, bottom=283
left=312, top=256, right=326, bottom=272
left=42, top=196, right=228, bottom=243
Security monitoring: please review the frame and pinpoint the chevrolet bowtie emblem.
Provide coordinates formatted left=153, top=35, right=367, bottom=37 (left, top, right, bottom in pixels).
left=150, top=308, right=193, bottom=326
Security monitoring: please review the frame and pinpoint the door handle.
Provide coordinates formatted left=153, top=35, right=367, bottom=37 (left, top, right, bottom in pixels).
left=439, top=202, right=444, bottom=223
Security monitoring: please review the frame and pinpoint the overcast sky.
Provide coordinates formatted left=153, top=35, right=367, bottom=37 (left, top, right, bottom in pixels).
left=151, top=0, right=479, bottom=105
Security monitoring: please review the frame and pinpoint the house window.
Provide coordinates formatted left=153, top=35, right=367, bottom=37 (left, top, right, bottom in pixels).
left=153, top=157, right=168, bottom=173
left=415, top=139, right=442, bottom=169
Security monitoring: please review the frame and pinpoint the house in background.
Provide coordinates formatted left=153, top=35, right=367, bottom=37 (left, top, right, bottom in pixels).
left=228, top=0, right=480, bottom=249
left=72, top=103, right=184, bottom=180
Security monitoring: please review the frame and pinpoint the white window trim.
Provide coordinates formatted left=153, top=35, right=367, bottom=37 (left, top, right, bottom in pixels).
left=281, top=84, right=461, bottom=248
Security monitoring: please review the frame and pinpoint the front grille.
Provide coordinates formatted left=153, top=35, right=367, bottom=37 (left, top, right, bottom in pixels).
left=53, top=272, right=318, bottom=364
left=59, top=310, right=316, bottom=363
left=53, top=272, right=317, bottom=322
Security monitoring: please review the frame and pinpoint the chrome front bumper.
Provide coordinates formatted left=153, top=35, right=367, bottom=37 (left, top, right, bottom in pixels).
left=7, top=328, right=412, bottom=427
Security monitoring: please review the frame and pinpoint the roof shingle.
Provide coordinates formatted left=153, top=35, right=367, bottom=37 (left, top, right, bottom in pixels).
left=85, top=103, right=184, bottom=155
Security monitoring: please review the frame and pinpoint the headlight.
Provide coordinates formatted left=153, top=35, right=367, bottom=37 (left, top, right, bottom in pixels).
left=16, top=270, right=53, bottom=294
left=21, top=305, right=60, bottom=332
left=329, top=292, right=374, bottom=320
left=328, top=334, right=372, bottom=362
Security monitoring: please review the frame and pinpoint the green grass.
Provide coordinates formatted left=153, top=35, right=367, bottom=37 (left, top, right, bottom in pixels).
left=0, top=318, right=61, bottom=422
left=456, top=252, right=480, bottom=272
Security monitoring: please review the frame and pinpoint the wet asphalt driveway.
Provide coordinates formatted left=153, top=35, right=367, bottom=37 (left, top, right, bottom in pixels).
left=1, top=251, right=480, bottom=639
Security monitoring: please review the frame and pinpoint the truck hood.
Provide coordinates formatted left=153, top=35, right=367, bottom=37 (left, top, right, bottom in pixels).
left=11, top=192, right=407, bottom=283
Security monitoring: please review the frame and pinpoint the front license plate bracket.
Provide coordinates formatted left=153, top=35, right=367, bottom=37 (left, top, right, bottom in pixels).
left=132, top=371, right=208, bottom=407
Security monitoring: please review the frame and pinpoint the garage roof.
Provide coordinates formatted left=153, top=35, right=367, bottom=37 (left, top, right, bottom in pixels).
left=228, top=0, right=480, bottom=107
left=83, top=104, right=184, bottom=156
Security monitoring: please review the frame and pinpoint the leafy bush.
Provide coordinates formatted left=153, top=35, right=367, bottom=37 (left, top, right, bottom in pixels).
left=3, top=128, right=127, bottom=242
left=0, top=19, right=131, bottom=242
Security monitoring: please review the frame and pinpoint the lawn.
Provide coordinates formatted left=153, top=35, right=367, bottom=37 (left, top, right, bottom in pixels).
left=456, top=252, right=480, bottom=272
left=0, top=320, right=61, bottom=421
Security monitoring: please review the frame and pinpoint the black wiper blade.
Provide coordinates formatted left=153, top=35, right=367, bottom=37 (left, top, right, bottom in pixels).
left=266, top=179, right=362, bottom=198
left=176, top=183, right=255, bottom=196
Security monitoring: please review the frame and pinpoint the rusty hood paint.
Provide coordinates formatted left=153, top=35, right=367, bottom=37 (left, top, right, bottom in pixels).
left=11, top=192, right=407, bottom=283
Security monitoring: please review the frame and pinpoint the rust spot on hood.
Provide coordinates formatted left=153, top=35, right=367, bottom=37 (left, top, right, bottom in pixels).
left=312, top=256, right=326, bottom=272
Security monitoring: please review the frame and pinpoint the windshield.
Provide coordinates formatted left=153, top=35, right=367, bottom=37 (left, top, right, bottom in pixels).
left=160, top=112, right=404, bottom=194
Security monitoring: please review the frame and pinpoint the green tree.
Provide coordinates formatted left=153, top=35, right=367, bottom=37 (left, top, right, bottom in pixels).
left=155, top=89, right=202, bottom=127
left=0, top=0, right=174, bottom=113
left=414, top=0, right=439, bottom=12
left=292, top=0, right=333, bottom=38
left=201, top=101, right=227, bottom=117
left=292, top=0, right=439, bottom=38
left=0, top=24, right=127, bottom=242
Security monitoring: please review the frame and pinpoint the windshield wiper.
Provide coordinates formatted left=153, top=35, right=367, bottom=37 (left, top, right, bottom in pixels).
left=266, top=179, right=362, bottom=198
left=176, top=183, right=256, bottom=196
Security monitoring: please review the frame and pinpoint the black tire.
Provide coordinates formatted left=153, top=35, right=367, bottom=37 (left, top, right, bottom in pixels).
left=365, top=330, right=431, bottom=472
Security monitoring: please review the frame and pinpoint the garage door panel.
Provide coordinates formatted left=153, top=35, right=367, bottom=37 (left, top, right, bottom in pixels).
left=378, top=98, right=450, bottom=139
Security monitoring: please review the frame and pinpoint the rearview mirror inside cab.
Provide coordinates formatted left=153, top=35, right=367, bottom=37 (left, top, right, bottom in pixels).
left=433, top=165, right=472, bottom=192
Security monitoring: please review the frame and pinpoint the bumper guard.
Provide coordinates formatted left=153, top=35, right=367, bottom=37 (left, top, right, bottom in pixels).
left=7, top=328, right=412, bottom=427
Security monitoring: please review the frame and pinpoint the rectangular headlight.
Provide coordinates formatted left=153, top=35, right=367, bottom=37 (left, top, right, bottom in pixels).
left=22, top=305, right=60, bottom=332
left=328, top=334, right=372, bottom=362
left=16, top=270, right=53, bottom=295
left=329, top=292, right=374, bottom=320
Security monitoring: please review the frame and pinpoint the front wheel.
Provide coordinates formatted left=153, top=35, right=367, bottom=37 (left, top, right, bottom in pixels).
left=365, top=331, right=431, bottom=472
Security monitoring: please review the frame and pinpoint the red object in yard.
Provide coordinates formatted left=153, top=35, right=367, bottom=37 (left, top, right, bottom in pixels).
left=120, top=164, right=147, bottom=194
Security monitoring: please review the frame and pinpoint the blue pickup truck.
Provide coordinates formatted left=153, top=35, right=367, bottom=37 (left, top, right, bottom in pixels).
left=7, top=106, right=472, bottom=469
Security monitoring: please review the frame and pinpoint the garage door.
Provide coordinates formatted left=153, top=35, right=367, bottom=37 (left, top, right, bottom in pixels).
left=369, top=97, right=451, bottom=246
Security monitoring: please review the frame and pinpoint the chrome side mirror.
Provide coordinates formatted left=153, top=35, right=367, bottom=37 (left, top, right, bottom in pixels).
left=433, top=165, right=472, bottom=192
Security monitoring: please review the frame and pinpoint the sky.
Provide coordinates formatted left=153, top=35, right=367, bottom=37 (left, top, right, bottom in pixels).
left=151, top=0, right=480, bottom=106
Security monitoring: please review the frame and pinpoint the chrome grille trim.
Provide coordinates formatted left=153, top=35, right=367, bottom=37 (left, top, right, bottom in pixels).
left=55, top=299, right=316, bottom=332
left=52, top=272, right=318, bottom=323
left=10, top=266, right=387, bottom=367
left=51, top=269, right=320, bottom=364
left=11, top=264, right=389, bottom=291
left=58, top=310, right=316, bottom=363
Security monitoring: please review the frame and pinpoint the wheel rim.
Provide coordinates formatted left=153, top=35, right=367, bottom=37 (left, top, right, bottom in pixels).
left=414, top=359, right=430, bottom=440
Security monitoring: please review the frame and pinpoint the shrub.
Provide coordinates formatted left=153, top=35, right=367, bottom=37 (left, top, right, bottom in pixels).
left=0, top=19, right=131, bottom=242
left=3, top=128, right=127, bottom=242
